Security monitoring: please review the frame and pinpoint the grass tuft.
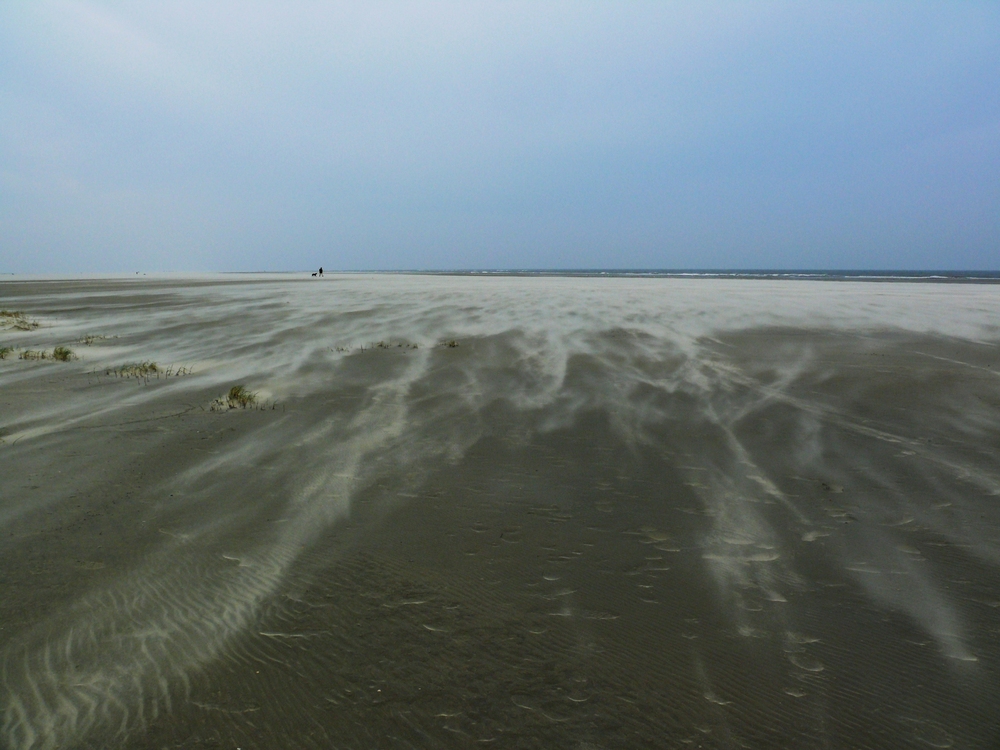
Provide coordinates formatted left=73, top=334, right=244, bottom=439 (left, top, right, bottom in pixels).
left=442, top=339, right=459, bottom=348
left=52, top=346, right=75, bottom=362
left=210, top=384, right=262, bottom=411
left=20, top=349, right=47, bottom=360
left=0, top=346, right=12, bottom=360
left=226, top=385, right=258, bottom=408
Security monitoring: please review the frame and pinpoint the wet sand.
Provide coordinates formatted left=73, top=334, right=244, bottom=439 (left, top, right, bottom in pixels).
left=1, top=274, right=999, bottom=749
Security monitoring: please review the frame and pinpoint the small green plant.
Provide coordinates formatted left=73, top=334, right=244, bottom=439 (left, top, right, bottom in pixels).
left=210, top=385, right=261, bottom=411
left=52, top=346, right=75, bottom=362
left=442, top=340, right=459, bottom=348
left=226, top=385, right=257, bottom=408
left=0, top=310, right=39, bottom=331
left=0, top=346, right=13, bottom=360
left=20, top=349, right=47, bottom=360
left=79, top=334, right=113, bottom=345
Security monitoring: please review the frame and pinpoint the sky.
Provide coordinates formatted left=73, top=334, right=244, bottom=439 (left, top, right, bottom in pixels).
left=1, top=2, right=998, bottom=273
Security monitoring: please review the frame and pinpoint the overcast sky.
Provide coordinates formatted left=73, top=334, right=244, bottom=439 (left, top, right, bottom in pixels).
left=1, top=2, right=998, bottom=272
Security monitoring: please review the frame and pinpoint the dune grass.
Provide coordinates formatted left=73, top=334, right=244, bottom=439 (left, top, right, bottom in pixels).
left=209, top=384, right=263, bottom=411
left=102, top=362, right=191, bottom=381
left=0, top=346, right=12, bottom=360
left=107, top=361, right=159, bottom=378
left=226, top=385, right=258, bottom=408
left=374, top=340, right=419, bottom=350
left=333, top=341, right=419, bottom=353
left=18, top=347, right=76, bottom=361
left=0, top=310, right=39, bottom=331
left=79, top=334, right=115, bottom=345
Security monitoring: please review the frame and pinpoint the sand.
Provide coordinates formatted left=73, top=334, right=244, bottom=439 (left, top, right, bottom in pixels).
left=1, top=274, right=999, bottom=749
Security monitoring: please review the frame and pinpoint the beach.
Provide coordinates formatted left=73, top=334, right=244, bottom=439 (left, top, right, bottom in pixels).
left=1, top=274, right=999, bottom=749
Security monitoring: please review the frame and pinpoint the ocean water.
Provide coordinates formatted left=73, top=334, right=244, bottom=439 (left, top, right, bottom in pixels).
left=1, top=274, right=999, bottom=748
left=424, top=269, right=1000, bottom=282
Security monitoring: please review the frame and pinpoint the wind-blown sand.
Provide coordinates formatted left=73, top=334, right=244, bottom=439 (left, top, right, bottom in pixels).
left=1, top=274, right=999, bottom=749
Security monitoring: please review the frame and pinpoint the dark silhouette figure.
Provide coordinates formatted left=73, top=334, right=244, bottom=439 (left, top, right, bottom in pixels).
left=319, top=267, right=323, bottom=276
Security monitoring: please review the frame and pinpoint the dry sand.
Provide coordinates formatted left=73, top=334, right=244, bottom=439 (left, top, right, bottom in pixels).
left=1, top=274, right=999, bottom=749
